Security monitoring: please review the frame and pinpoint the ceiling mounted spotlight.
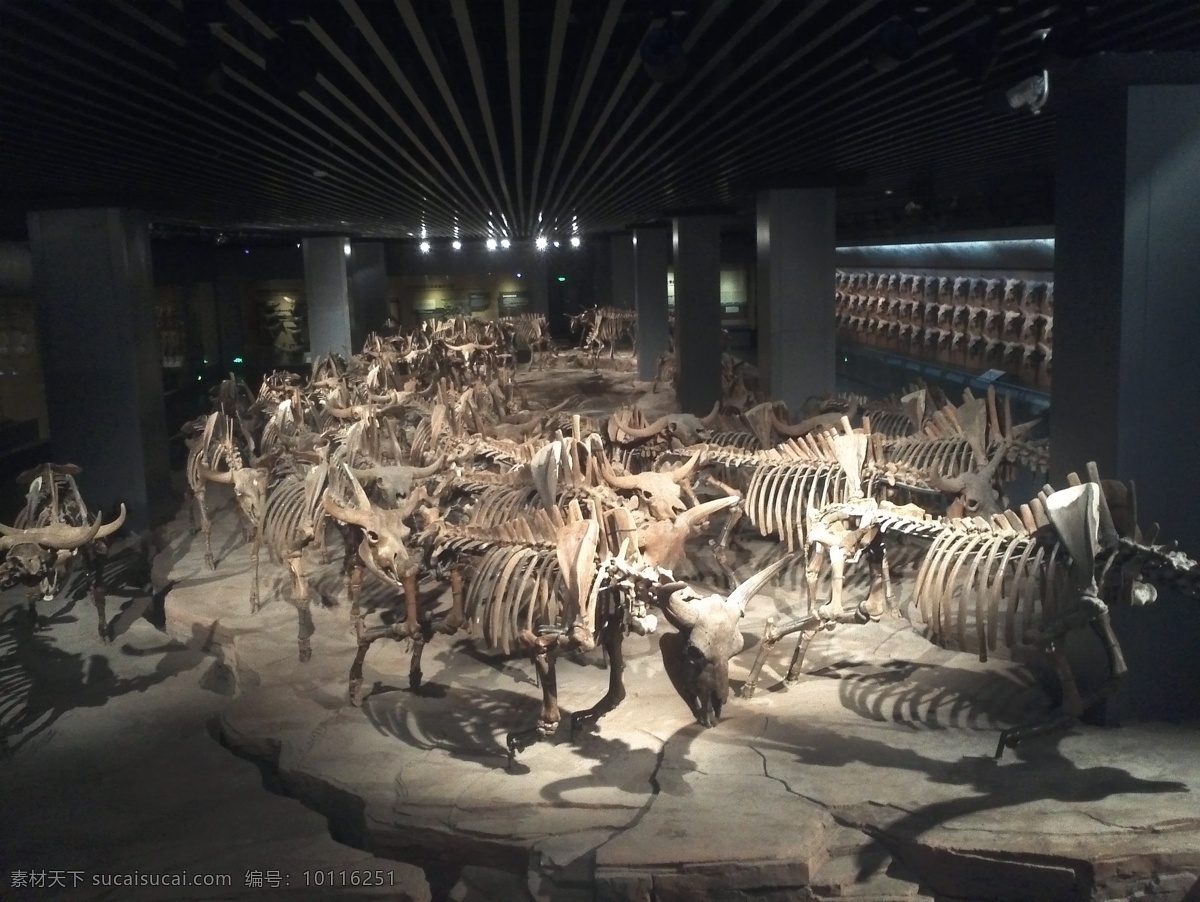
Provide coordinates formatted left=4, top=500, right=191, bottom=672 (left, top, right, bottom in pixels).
left=451, top=239, right=462, bottom=250
left=535, top=236, right=549, bottom=251
left=1006, top=69, right=1049, bottom=114
left=500, top=238, right=511, bottom=249
left=419, top=240, right=431, bottom=253
left=486, top=238, right=498, bottom=251
left=570, top=236, right=581, bottom=248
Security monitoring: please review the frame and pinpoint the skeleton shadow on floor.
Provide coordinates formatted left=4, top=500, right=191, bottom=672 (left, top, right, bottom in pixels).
left=722, top=658, right=1190, bottom=884
left=360, top=680, right=542, bottom=770
left=0, top=602, right=206, bottom=757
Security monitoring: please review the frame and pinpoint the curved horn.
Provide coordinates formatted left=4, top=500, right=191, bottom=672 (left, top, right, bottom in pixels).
left=728, top=553, right=796, bottom=618
left=93, top=503, right=127, bottom=541
left=410, top=454, right=446, bottom=479
left=979, top=441, right=1010, bottom=480
left=615, top=414, right=672, bottom=440
left=594, top=449, right=640, bottom=490
left=697, top=401, right=723, bottom=428
left=323, top=493, right=374, bottom=529
left=343, top=464, right=373, bottom=509
left=674, top=495, right=740, bottom=532
left=928, top=471, right=966, bottom=494
left=659, top=589, right=700, bottom=631
left=197, top=463, right=234, bottom=484
left=346, top=465, right=380, bottom=484
left=770, top=410, right=842, bottom=437
left=669, top=446, right=706, bottom=484
left=0, top=504, right=123, bottom=551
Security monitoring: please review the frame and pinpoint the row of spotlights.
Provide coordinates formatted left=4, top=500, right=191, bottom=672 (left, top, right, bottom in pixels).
left=416, top=236, right=583, bottom=253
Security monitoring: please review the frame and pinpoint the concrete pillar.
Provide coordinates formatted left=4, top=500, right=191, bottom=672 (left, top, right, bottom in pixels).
left=611, top=233, right=636, bottom=309
left=633, top=227, right=670, bottom=382
left=26, top=208, right=172, bottom=530
left=302, top=236, right=352, bottom=360
left=531, top=253, right=549, bottom=317
left=672, top=216, right=722, bottom=414
left=756, top=188, right=837, bottom=416
left=1052, top=54, right=1200, bottom=722
left=347, top=241, right=390, bottom=350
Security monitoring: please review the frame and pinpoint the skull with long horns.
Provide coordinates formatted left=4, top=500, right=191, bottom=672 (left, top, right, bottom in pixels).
left=617, top=554, right=795, bottom=727
left=322, top=466, right=427, bottom=587
left=594, top=446, right=705, bottom=521
left=0, top=505, right=127, bottom=598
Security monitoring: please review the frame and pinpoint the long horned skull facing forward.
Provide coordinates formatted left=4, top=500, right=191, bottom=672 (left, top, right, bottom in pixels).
left=0, top=505, right=127, bottom=599
left=594, top=445, right=705, bottom=520
left=645, top=554, right=796, bottom=727
left=323, top=465, right=428, bottom=588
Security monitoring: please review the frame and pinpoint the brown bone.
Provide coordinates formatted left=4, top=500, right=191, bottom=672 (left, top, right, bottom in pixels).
left=0, top=503, right=126, bottom=551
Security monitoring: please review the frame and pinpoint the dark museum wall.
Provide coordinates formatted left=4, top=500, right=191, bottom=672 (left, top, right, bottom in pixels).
left=1053, top=60, right=1200, bottom=725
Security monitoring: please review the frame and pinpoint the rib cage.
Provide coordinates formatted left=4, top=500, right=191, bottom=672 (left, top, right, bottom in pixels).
left=463, top=543, right=565, bottom=655
left=882, top=434, right=975, bottom=477
left=744, top=461, right=864, bottom=551
left=913, top=529, right=1063, bottom=661
left=465, top=484, right=543, bottom=529
left=260, top=466, right=328, bottom=562
left=863, top=409, right=916, bottom=438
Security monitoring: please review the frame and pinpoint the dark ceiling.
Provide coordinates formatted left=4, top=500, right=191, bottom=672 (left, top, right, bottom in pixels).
left=3, top=0, right=1200, bottom=244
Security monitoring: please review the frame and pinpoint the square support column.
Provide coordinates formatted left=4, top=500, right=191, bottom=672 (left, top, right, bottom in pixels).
left=532, top=254, right=550, bottom=317
left=347, top=242, right=390, bottom=350
left=756, top=188, right=837, bottom=416
left=1052, top=54, right=1200, bottom=722
left=633, top=228, right=670, bottom=382
left=611, top=233, right=635, bottom=309
left=27, top=208, right=172, bottom=530
left=302, top=237, right=352, bottom=360
left=672, top=216, right=722, bottom=414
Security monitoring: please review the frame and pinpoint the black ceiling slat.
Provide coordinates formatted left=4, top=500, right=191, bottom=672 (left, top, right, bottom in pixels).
left=538, top=0, right=624, bottom=237
left=526, top=0, right=572, bottom=239
left=5, top=1, right=1200, bottom=240
left=334, top=0, right=494, bottom=220
left=448, top=0, right=517, bottom=233
left=301, top=20, right=491, bottom=224
left=0, top=40, right=374, bottom=215
left=390, top=0, right=509, bottom=232
left=4, top=2, right=427, bottom=228
left=567, top=1, right=888, bottom=227
left=503, top=0, right=526, bottom=234
left=551, top=0, right=741, bottom=227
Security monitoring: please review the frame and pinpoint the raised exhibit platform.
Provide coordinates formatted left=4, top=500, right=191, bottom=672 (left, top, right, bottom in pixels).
left=149, top=362, right=1200, bottom=902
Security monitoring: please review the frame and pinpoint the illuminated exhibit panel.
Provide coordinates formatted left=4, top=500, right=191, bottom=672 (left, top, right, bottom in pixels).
left=835, top=237, right=1054, bottom=393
